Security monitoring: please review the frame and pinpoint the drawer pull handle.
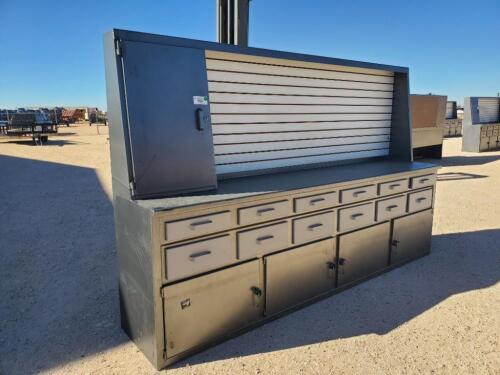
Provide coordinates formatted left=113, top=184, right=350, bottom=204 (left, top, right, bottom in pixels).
left=353, top=190, right=367, bottom=197
left=386, top=204, right=398, bottom=211
left=308, top=223, right=324, bottom=230
left=389, top=184, right=401, bottom=189
left=190, top=219, right=213, bottom=228
left=419, top=178, right=430, bottom=183
left=189, top=250, right=212, bottom=260
left=416, top=197, right=427, bottom=203
left=309, top=197, right=326, bottom=205
left=256, top=234, right=274, bottom=243
left=257, top=207, right=275, bottom=215
left=351, top=213, right=364, bottom=219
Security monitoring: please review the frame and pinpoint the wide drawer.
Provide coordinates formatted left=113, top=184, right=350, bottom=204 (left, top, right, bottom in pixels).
left=238, top=200, right=290, bottom=226
left=338, top=202, right=375, bottom=232
left=294, top=191, right=337, bottom=213
left=378, top=179, right=408, bottom=196
left=292, top=211, right=335, bottom=244
left=340, top=185, right=377, bottom=204
left=237, top=221, right=289, bottom=259
left=164, top=235, right=235, bottom=281
left=410, top=174, right=436, bottom=189
left=376, top=195, right=407, bottom=221
left=165, top=211, right=232, bottom=243
left=408, top=189, right=433, bottom=213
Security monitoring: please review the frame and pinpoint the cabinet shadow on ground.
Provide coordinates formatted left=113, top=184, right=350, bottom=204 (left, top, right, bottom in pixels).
left=173, top=227, right=500, bottom=368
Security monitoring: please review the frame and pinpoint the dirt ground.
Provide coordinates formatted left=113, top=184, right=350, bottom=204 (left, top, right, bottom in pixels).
left=0, top=125, right=499, bottom=375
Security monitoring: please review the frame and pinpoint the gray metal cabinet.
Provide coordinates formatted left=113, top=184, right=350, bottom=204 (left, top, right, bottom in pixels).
left=337, top=222, right=390, bottom=286
left=162, top=260, right=262, bottom=358
left=265, top=238, right=336, bottom=316
left=390, top=209, right=433, bottom=265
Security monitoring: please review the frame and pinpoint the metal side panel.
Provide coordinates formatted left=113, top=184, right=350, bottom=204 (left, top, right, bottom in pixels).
left=120, top=40, right=216, bottom=198
left=163, top=260, right=262, bottom=358
left=338, top=222, right=390, bottom=286
left=265, top=238, right=336, bottom=316
left=391, top=209, right=433, bottom=265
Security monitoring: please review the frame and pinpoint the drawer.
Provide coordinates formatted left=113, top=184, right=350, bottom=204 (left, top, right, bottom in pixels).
left=340, top=185, right=377, bottom=204
left=294, top=191, right=337, bottom=213
left=237, top=221, right=289, bottom=259
left=165, top=211, right=232, bottom=243
left=292, top=211, right=335, bottom=244
left=164, top=235, right=235, bottom=281
left=376, top=195, right=407, bottom=221
left=408, top=189, right=433, bottom=213
left=487, top=127, right=494, bottom=136
left=238, top=200, right=290, bottom=226
left=338, top=202, right=375, bottom=232
left=378, top=179, right=408, bottom=196
left=410, top=174, right=436, bottom=189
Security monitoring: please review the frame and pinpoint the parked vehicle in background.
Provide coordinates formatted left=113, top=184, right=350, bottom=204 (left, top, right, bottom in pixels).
left=5, top=111, right=57, bottom=144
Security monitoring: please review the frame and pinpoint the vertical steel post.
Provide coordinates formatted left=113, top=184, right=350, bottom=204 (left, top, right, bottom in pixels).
left=217, top=0, right=250, bottom=46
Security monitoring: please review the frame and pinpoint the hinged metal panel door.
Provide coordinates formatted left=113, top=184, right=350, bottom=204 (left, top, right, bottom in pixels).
left=391, top=209, right=433, bottom=265
left=265, top=238, right=336, bottom=316
left=120, top=40, right=216, bottom=198
left=338, top=222, right=390, bottom=286
left=162, top=260, right=262, bottom=359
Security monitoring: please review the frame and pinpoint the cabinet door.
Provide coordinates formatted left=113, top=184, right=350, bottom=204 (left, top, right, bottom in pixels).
left=265, top=238, right=336, bottom=316
left=338, top=222, right=390, bottom=286
left=163, top=260, right=262, bottom=358
left=391, top=209, right=433, bottom=265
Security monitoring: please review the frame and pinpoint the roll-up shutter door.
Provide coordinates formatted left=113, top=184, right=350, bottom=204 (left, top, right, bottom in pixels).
left=445, top=102, right=454, bottom=119
left=206, top=51, right=395, bottom=176
left=478, top=98, right=500, bottom=123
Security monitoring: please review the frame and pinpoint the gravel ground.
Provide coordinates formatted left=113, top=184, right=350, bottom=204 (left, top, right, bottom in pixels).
left=0, top=126, right=499, bottom=375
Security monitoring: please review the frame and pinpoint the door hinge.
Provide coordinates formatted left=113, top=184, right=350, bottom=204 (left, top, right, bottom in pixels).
left=115, top=39, right=123, bottom=56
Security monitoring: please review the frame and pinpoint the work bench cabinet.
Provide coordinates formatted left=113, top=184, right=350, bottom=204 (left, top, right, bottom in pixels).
left=104, top=29, right=437, bottom=369
left=462, top=97, right=500, bottom=152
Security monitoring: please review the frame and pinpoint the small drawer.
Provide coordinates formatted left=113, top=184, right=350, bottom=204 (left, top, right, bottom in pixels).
left=480, top=127, right=487, bottom=136
left=340, top=185, right=377, bottom=204
left=378, top=179, right=408, bottom=196
left=292, top=211, right=335, bottom=244
left=487, top=127, right=494, bottom=136
left=165, top=211, right=232, bottom=243
left=410, top=174, right=436, bottom=189
left=338, top=203, right=375, bottom=232
left=165, top=235, right=235, bottom=281
left=238, top=200, right=290, bottom=226
left=294, top=191, right=337, bottom=213
left=408, top=189, right=433, bottom=213
left=237, top=221, right=289, bottom=259
left=376, top=195, right=407, bottom=221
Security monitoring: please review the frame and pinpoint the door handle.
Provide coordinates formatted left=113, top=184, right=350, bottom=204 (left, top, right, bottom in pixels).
left=353, top=190, right=366, bottom=197
left=309, top=197, right=326, bottom=205
left=389, top=184, right=401, bottom=189
left=392, top=239, right=399, bottom=247
left=416, top=197, right=427, bottom=203
left=386, top=204, right=398, bottom=211
left=327, top=261, right=336, bottom=270
left=351, top=213, right=364, bottom=220
left=190, top=219, right=213, bottom=228
left=419, top=178, right=430, bottom=183
left=308, top=223, right=324, bottom=230
left=338, top=258, right=346, bottom=266
left=256, top=234, right=274, bottom=243
left=251, top=286, right=262, bottom=297
left=257, top=207, right=275, bottom=215
left=189, top=250, right=212, bottom=260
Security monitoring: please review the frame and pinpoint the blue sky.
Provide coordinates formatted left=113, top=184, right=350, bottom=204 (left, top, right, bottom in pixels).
left=1, top=0, right=499, bottom=109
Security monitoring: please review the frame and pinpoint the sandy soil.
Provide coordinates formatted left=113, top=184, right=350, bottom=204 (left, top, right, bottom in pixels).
left=0, top=126, right=499, bottom=375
